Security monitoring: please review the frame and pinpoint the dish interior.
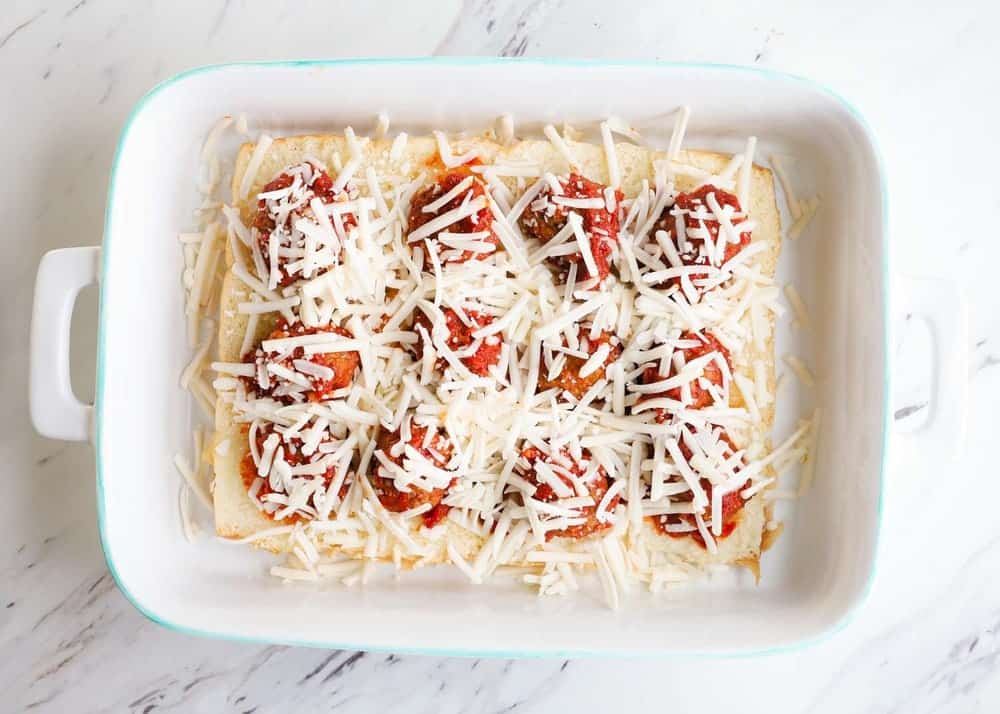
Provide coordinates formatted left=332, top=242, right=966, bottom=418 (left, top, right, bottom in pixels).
left=98, top=60, right=886, bottom=654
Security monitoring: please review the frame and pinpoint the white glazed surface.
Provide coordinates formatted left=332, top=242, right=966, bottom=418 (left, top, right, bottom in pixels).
left=5, top=1, right=997, bottom=712
left=96, top=60, right=883, bottom=655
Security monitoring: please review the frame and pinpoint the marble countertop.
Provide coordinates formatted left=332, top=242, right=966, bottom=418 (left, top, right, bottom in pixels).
left=4, top=1, right=999, bottom=711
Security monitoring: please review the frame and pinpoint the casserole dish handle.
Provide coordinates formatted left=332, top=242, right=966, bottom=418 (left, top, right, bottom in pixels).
left=895, top=275, right=967, bottom=460
left=30, top=246, right=101, bottom=442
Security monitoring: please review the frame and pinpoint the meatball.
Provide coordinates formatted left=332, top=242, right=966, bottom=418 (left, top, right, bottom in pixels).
left=243, top=320, right=360, bottom=403
left=651, top=184, right=752, bottom=288
left=240, top=422, right=352, bottom=522
left=638, top=330, right=730, bottom=420
left=371, top=417, right=456, bottom=528
left=412, top=307, right=502, bottom=377
left=538, top=328, right=622, bottom=400
left=407, top=168, right=500, bottom=269
left=253, top=161, right=356, bottom=287
left=650, top=431, right=748, bottom=547
left=519, top=173, right=622, bottom=281
left=516, top=445, right=618, bottom=540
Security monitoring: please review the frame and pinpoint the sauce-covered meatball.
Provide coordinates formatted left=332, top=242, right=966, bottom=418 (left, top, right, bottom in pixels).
left=243, top=320, right=360, bottom=404
left=516, top=445, right=618, bottom=540
left=408, top=168, right=500, bottom=269
left=519, top=173, right=622, bottom=282
left=371, top=417, right=457, bottom=529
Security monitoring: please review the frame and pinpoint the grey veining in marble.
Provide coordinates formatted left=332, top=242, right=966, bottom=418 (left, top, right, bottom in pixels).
left=3, top=0, right=999, bottom=712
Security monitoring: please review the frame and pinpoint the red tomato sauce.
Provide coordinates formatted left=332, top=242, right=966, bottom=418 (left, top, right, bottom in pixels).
left=243, top=320, right=360, bottom=403
left=639, top=330, right=731, bottom=420
left=371, top=420, right=457, bottom=528
left=239, top=423, right=351, bottom=522
left=252, top=162, right=357, bottom=287
left=650, top=431, right=748, bottom=548
left=517, top=446, right=618, bottom=541
left=412, top=307, right=503, bottom=377
left=519, top=173, right=622, bottom=282
left=537, top=328, right=622, bottom=400
left=652, top=184, right=752, bottom=288
left=408, top=167, right=500, bottom=269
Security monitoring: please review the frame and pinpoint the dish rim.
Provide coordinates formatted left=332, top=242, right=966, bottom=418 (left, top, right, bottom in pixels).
left=95, top=56, right=890, bottom=657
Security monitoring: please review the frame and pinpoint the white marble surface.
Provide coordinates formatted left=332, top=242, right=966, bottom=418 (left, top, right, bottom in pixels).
left=3, top=0, right=999, bottom=711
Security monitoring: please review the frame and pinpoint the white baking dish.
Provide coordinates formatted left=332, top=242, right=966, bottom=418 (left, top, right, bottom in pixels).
left=29, top=59, right=966, bottom=656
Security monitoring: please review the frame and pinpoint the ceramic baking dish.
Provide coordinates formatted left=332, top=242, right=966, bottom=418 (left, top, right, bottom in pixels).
left=29, top=59, right=966, bottom=656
